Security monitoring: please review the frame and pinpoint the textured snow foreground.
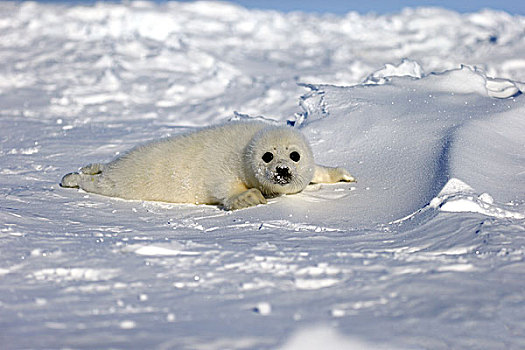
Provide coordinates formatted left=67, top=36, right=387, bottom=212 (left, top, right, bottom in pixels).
left=1, top=1, right=525, bottom=349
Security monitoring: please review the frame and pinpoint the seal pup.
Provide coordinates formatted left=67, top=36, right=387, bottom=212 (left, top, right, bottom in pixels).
left=61, top=121, right=355, bottom=210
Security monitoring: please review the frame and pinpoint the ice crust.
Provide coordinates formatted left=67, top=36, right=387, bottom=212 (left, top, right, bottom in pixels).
left=1, top=2, right=525, bottom=349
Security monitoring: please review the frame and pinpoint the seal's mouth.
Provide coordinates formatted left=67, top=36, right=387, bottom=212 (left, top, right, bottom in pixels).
left=272, top=166, right=293, bottom=185
left=273, top=175, right=292, bottom=185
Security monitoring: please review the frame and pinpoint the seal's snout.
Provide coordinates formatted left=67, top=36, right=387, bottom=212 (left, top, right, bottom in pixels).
left=276, top=165, right=290, bottom=176
left=274, top=165, right=292, bottom=185
left=275, top=166, right=291, bottom=177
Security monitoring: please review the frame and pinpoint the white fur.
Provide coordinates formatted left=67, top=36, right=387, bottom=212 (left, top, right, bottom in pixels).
left=61, top=121, right=355, bottom=210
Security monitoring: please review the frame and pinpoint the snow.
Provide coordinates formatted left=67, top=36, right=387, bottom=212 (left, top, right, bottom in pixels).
left=1, top=1, right=525, bottom=349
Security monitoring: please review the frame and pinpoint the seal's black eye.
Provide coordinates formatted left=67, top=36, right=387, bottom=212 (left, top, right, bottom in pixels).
left=290, top=151, right=300, bottom=162
left=262, top=152, right=274, bottom=163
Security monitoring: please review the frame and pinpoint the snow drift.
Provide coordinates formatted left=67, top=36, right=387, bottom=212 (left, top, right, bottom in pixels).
left=293, top=65, right=524, bottom=226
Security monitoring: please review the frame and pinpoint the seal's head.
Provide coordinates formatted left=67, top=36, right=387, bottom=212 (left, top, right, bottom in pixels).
left=245, top=126, right=315, bottom=196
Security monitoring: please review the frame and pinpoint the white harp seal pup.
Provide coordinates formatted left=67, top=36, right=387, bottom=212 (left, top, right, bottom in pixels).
left=61, top=121, right=356, bottom=210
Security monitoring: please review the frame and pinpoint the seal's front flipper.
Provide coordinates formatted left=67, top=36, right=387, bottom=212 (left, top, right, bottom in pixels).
left=223, top=188, right=267, bottom=210
left=311, top=165, right=356, bottom=184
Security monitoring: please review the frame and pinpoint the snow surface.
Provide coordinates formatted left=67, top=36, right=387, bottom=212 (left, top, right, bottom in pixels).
left=1, top=1, right=525, bottom=349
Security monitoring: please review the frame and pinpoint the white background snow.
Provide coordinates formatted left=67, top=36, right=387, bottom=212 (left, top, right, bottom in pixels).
left=1, top=1, right=525, bottom=349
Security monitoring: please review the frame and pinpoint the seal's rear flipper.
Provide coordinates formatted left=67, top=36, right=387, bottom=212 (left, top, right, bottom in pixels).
left=60, top=172, right=81, bottom=188
left=80, top=163, right=105, bottom=175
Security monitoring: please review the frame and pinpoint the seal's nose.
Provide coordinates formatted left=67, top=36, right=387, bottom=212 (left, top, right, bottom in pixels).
left=276, top=166, right=290, bottom=177
left=274, top=166, right=292, bottom=184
